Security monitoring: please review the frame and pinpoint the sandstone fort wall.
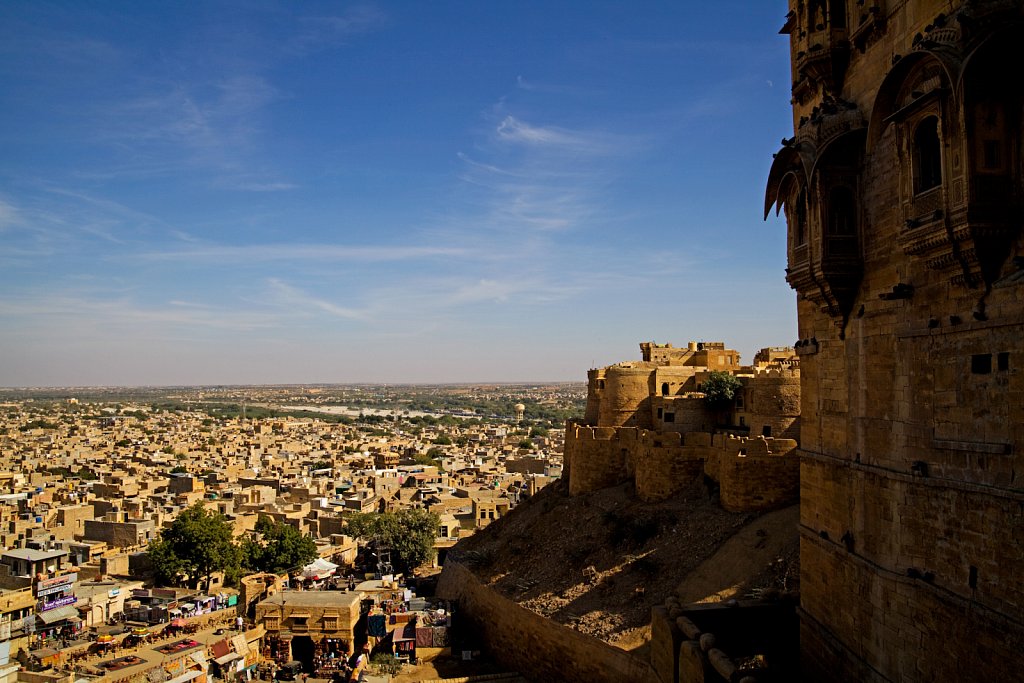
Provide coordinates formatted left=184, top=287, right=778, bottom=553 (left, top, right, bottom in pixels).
left=566, top=424, right=799, bottom=511
left=770, top=2, right=1024, bottom=677
left=437, top=561, right=654, bottom=683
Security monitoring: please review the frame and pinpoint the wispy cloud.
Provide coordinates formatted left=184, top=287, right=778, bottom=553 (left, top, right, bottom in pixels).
left=289, top=6, right=387, bottom=55
left=514, top=75, right=594, bottom=97
left=266, top=278, right=365, bottom=320
left=137, top=243, right=468, bottom=264
left=448, top=110, right=639, bottom=238
left=0, top=198, right=20, bottom=231
left=80, top=74, right=290, bottom=190
left=495, top=115, right=621, bottom=155
left=215, top=179, right=298, bottom=192
left=0, top=293, right=280, bottom=335
left=98, top=75, right=279, bottom=150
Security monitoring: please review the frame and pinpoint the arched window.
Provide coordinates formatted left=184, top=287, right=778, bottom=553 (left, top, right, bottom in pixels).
left=661, top=382, right=670, bottom=396
left=795, top=189, right=808, bottom=245
left=829, top=0, right=846, bottom=29
left=827, top=186, right=856, bottom=235
left=914, top=117, right=942, bottom=193
left=808, top=0, right=825, bottom=30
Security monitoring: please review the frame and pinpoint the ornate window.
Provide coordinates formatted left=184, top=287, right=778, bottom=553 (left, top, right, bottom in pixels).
left=913, top=117, right=942, bottom=194
left=794, top=189, right=808, bottom=245
left=828, top=0, right=846, bottom=29
left=827, top=186, right=856, bottom=236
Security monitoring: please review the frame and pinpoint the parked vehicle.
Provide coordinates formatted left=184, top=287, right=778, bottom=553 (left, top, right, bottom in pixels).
left=275, top=661, right=303, bottom=681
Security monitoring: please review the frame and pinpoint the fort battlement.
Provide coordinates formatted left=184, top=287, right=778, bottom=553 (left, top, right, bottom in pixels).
left=749, top=366, right=800, bottom=378
left=571, top=341, right=801, bottom=510
left=565, top=422, right=799, bottom=512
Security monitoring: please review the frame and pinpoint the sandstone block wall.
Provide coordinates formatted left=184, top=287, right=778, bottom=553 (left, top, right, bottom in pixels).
left=800, top=529, right=1024, bottom=683
left=741, top=371, right=801, bottom=440
left=633, top=431, right=710, bottom=502
left=564, top=424, right=634, bottom=496
left=599, top=366, right=656, bottom=428
left=709, top=436, right=799, bottom=513
left=566, top=424, right=798, bottom=512
left=770, top=2, right=1024, bottom=679
left=650, top=395, right=709, bottom=434
left=437, top=561, right=654, bottom=683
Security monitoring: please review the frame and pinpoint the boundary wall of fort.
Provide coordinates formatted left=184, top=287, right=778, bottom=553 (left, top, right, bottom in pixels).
left=437, top=561, right=655, bottom=683
left=564, top=424, right=798, bottom=512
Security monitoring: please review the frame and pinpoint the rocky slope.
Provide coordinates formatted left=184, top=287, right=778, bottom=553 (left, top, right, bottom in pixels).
left=448, top=476, right=799, bottom=650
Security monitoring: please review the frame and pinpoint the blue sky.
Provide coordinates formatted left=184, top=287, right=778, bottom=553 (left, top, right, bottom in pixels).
left=0, top=1, right=795, bottom=386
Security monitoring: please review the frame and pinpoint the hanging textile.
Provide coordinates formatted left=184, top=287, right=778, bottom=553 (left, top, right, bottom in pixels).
left=367, top=614, right=387, bottom=638
left=431, top=626, right=449, bottom=647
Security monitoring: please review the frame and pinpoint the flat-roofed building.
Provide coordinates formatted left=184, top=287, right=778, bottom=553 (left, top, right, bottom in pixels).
left=256, top=590, right=362, bottom=671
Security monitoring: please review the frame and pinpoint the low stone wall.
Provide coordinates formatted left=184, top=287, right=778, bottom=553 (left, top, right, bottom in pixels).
left=437, top=561, right=655, bottom=683
left=650, top=600, right=799, bottom=683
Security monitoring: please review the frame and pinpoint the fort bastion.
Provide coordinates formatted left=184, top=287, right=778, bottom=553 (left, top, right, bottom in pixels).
left=566, top=341, right=800, bottom=511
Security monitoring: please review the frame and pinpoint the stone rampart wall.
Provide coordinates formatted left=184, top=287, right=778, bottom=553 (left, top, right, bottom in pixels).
left=564, top=424, right=635, bottom=495
left=437, top=561, right=654, bottom=683
left=708, top=435, right=799, bottom=513
left=566, top=425, right=799, bottom=511
left=633, top=431, right=711, bottom=502
left=600, top=366, right=655, bottom=428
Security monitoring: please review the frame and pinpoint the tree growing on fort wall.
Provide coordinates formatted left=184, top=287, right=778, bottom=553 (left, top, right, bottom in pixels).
left=702, top=371, right=743, bottom=411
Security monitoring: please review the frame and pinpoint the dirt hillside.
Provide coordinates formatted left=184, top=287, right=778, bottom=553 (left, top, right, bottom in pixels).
left=448, top=476, right=799, bottom=650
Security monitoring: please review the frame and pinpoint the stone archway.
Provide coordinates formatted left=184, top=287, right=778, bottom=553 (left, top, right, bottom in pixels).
left=290, top=635, right=315, bottom=674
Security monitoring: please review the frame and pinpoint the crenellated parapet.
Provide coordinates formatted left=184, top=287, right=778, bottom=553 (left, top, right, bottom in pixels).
left=749, top=365, right=800, bottom=378
left=566, top=421, right=800, bottom=511
left=569, top=341, right=802, bottom=508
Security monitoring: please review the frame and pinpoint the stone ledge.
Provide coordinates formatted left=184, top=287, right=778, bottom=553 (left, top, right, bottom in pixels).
left=799, top=450, right=1024, bottom=502
left=932, top=438, right=1011, bottom=455
left=799, top=526, right=1024, bottom=632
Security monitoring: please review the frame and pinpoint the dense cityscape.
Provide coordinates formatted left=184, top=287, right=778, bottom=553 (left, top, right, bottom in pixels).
left=0, top=383, right=581, bottom=681
left=3, top=1, right=1023, bottom=682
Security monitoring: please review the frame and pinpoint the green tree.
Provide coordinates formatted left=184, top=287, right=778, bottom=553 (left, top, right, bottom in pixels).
left=344, top=508, right=440, bottom=574
left=170, top=465, right=188, bottom=474
left=431, top=434, right=452, bottom=445
left=414, top=451, right=444, bottom=470
left=370, top=653, right=403, bottom=675
left=148, top=503, right=239, bottom=591
left=75, top=467, right=98, bottom=480
left=241, top=516, right=318, bottom=574
left=702, top=371, right=744, bottom=410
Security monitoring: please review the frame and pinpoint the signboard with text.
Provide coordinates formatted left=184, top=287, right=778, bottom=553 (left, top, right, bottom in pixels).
left=36, top=583, right=74, bottom=598
left=38, top=573, right=76, bottom=590
left=40, top=595, right=76, bottom=611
